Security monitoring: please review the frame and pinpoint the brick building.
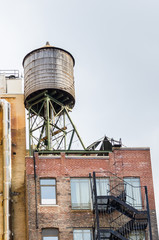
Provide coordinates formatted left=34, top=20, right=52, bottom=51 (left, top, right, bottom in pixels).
left=25, top=148, right=158, bottom=240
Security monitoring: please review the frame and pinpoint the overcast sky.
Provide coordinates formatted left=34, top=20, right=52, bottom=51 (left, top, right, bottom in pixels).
left=0, top=0, right=159, bottom=231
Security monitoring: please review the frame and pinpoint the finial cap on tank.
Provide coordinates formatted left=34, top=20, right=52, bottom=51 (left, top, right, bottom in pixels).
left=45, top=41, right=51, bottom=46
left=23, top=42, right=75, bottom=112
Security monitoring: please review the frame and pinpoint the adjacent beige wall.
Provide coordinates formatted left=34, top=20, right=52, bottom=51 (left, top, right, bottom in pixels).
left=0, top=94, right=26, bottom=240
left=0, top=108, right=3, bottom=240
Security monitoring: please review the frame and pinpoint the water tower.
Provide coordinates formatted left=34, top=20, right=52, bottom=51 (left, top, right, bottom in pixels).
left=23, top=42, right=85, bottom=154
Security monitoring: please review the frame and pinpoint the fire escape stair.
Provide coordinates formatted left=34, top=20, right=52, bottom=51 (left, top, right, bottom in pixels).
left=91, top=172, right=151, bottom=240
left=99, top=229, right=128, bottom=240
left=95, top=195, right=148, bottom=240
left=96, top=195, right=148, bottom=220
left=98, top=219, right=147, bottom=240
left=117, top=219, right=147, bottom=236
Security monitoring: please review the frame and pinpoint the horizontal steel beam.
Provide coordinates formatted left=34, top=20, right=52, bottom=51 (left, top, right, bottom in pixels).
left=37, top=150, right=111, bottom=155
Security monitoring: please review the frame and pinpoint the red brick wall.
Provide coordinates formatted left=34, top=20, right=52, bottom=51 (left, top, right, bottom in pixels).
left=25, top=148, right=158, bottom=240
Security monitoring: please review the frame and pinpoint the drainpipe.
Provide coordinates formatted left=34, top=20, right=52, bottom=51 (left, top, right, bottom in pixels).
left=0, top=100, right=11, bottom=240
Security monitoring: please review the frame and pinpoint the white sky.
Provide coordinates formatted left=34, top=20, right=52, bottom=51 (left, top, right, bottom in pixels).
left=0, top=0, right=159, bottom=231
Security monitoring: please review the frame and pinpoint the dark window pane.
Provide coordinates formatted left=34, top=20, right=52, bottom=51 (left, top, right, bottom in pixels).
left=42, top=229, right=58, bottom=236
left=42, top=228, right=58, bottom=240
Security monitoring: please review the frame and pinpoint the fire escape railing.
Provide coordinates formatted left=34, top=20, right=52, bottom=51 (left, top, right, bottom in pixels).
left=89, top=171, right=152, bottom=240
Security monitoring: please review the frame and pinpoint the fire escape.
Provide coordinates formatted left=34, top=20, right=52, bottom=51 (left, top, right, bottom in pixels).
left=89, top=172, right=152, bottom=240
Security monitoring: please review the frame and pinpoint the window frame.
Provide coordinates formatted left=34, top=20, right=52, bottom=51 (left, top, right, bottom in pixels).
left=71, top=178, right=91, bottom=210
left=71, top=177, right=110, bottom=210
left=73, top=229, right=92, bottom=240
left=42, top=228, right=59, bottom=240
left=96, top=177, right=110, bottom=196
left=124, top=177, right=142, bottom=209
left=128, top=230, right=145, bottom=240
left=40, top=178, right=57, bottom=205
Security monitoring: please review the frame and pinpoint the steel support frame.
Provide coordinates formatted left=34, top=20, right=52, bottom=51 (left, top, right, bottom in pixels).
left=28, top=91, right=86, bottom=155
left=37, top=150, right=112, bottom=155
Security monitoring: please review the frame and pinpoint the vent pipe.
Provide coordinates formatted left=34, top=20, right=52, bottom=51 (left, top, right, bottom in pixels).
left=0, top=100, right=11, bottom=240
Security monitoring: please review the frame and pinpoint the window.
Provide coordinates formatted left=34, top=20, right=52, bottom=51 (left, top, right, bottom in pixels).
left=96, top=178, right=110, bottom=210
left=71, top=178, right=91, bottom=209
left=128, top=230, right=145, bottom=240
left=42, top=229, right=58, bottom=240
left=96, top=178, right=109, bottom=196
left=73, top=229, right=92, bottom=240
left=71, top=178, right=109, bottom=209
left=124, top=177, right=142, bottom=209
left=40, top=179, right=56, bottom=205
